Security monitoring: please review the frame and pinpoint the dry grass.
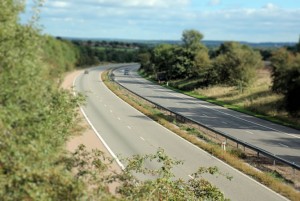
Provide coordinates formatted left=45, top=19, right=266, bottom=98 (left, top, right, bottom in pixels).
left=102, top=70, right=300, bottom=201
left=193, top=68, right=300, bottom=127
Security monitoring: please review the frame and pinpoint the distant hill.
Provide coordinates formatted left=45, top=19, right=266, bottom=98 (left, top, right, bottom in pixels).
left=61, top=37, right=296, bottom=48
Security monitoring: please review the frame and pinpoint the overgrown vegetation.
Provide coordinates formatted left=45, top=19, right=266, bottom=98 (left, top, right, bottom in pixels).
left=1, top=1, right=231, bottom=200
left=0, top=1, right=82, bottom=199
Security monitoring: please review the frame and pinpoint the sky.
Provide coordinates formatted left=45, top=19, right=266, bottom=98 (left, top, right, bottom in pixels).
left=21, top=0, right=300, bottom=42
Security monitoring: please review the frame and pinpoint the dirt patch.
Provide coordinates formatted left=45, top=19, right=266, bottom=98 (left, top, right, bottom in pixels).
left=62, top=70, right=121, bottom=193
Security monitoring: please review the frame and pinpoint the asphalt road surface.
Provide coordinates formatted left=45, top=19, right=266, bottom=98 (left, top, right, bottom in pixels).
left=113, top=64, right=300, bottom=167
left=74, top=64, right=288, bottom=201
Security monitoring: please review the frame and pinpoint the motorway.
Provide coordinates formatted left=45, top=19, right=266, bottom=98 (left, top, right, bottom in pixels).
left=113, top=64, right=300, bottom=167
left=74, top=64, right=288, bottom=201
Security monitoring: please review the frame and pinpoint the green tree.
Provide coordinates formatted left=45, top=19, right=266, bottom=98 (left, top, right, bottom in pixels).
left=271, top=48, right=300, bottom=116
left=152, top=44, right=175, bottom=80
left=213, top=42, right=263, bottom=89
left=138, top=52, right=152, bottom=73
left=270, top=48, right=293, bottom=93
left=182, top=29, right=204, bottom=50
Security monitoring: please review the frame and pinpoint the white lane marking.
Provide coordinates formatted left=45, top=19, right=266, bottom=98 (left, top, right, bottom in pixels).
left=73, top=74, right=125, bottom=170
left=110, top=110, right=113, bottom=113
left=188, top=175, right=194, bottom=179
left=104, top=104, right=107, bottom=107
left=127, top=126, right=132, bottom=130
left=287, top=134, right=300, bottom=139
left=190, top=101, right=292, bottom=137
left=117, top=117, right=121, bottom=121
left=279, top=143, right=289, bottom=148
left=140, top=137, right=145, bottom=141
left=246, top=131, right=254, bottom=134
left=222, top=121, right=228, bottom=124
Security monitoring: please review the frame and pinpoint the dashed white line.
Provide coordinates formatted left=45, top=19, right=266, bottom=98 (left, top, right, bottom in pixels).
left=246, top=131, right=254, bottom=134
left=110, top=110, right=113, bottom=113
left=279, top=143, right=289, bottom=148
left=222, top=121, right=228, bottom=124
left=104, top=104, right=107, bottom=107
left=188, top=175, right=194, bottom=179
left=287, top=134, right=300, bottom=139
left=117, top=117, right=121, bottom=121
left=127, top=126, right=132, bottom=130
left=140, top=137, right=145, bottom=141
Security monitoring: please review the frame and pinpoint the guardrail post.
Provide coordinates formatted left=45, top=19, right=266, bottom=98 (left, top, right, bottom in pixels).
left=221, top=141, right=226, bottom=151
left=273, top=160, right=276, bottom=166
left=257, top=152, right=260, bottom=158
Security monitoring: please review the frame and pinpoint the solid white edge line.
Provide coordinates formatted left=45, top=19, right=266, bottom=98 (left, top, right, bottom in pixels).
left=288, top=134, right=300, bottom=139
left=73, top=71, right=125, bottom=170
left=112, top=67, right=290, bottom=201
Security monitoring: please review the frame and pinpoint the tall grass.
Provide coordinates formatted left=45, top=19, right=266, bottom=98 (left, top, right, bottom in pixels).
left=168, top=68, right=299, bottom=128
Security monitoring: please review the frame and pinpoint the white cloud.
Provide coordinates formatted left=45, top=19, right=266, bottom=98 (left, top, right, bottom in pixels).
left=48, top=1, right=70, bottom=8
left=22, top=0, right=300, bottom=42
left=105, top=0, right=190, bottom=8
left=208, top=0, right=221, bottom=6
left=263, top=3, right=278, bottom=10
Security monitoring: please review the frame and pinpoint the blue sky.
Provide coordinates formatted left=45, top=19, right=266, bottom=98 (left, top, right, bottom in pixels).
left=22, top=0, right=300, bottom=42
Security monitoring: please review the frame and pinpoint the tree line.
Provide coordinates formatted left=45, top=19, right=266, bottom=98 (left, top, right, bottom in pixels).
left=139, top=30, right=300, bottom=116
left=71, top=39, right=142, bottom=65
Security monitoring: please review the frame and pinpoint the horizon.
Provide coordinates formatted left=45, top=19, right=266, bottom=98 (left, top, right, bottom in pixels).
left=60, top=36, right=297, bottom=45
left=22, top=0, right=300, bottom=43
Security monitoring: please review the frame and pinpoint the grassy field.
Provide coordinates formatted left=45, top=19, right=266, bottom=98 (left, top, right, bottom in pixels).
left=167, top=67, right=300, bottom=129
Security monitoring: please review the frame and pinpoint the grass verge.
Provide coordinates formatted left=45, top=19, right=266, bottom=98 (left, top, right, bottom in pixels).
left=102, top=70, right=300, bottom=201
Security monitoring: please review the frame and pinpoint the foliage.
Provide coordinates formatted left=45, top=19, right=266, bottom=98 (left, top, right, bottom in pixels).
left=142, top=30, right=210, bottom=81
left=69, top=145, right=228, bottom=201
left=182, top=29, right=205, bottom=51
left=213, top=42, right=263, bottom=89
left=42, top=36, right=80, bottom=77
left=271, top=48, right=300, bottom=116
left=0, top=1, right=83, bottom=199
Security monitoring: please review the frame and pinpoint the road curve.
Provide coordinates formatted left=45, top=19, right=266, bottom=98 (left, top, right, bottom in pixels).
left=113, top=64, right=300, bottom=167
left=74, top=64, right=288, bottom=201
